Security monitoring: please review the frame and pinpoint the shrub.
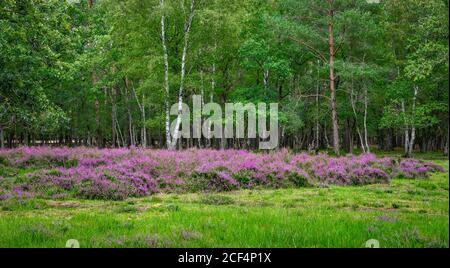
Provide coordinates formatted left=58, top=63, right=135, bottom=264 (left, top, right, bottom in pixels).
left=0, top=147, right=444, bottom=200
left=287, top=173, right=313, bottom=187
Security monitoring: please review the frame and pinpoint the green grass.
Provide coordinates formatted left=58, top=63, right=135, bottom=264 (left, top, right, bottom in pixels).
left=0, top=159, right=448, bottom=248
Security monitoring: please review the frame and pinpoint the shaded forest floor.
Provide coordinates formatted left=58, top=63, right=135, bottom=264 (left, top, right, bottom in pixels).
left=0, top=156, right=447, bottom=248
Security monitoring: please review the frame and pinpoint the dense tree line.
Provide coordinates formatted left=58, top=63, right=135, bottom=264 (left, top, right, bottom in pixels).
left=1, top=0, right=448, bottom=156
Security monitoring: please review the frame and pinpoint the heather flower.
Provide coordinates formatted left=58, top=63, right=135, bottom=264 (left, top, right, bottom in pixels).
left=218, top=171, right=239, bottom=186
left=0, top=193, right=12, bottom=201
left=0, top=147, right=444, bottom=200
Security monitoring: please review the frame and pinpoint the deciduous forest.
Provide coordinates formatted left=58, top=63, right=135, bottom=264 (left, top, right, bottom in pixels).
left=0, top=0, right=449, bottom=249
left=1, top=0, right=449, bottom=157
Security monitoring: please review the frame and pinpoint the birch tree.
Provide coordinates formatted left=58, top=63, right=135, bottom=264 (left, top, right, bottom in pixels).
left=170, top=0, right=197, bottom=150
left=158, top=0, right=198, bottom=150
left=160, top=0, right=171, bottom=148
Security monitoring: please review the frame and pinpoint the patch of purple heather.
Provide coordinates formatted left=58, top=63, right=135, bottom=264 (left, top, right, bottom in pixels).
left=0, top=147, right=444, bottom=200
left=398, top=158, right=444, bottom=179
left=0, top=193, right=12, bottom=201
left=0, top=188, right=34, bottom=201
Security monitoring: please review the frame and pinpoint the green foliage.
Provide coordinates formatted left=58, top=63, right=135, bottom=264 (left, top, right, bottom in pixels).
left=0, top=0, right=448, bottom=152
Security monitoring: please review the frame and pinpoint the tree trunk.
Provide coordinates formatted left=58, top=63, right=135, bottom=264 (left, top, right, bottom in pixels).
left=141, top=94, right=147, bottom=148
left=328, top=1, right=340, bottom=156
left=88, top=0, right=101, bottom=148
left=363, top=85, right=370, bottom=153
left=350, top=83, right=365, bottom=153
left=116, top=117, right=125, bottom=147
left=0, top=126, right=4, bottom=149
left=131, top=83, right=147, bottom=148
left=263, top=69, right=270, bottom=92
left=344, top=118, right=352, bottom=153
left=385, top=128, right=393, bottom=151
left=407, top=85, right=419, bottom=157
left=111, top=86, right=117, bottom=147
left=198, top=70, right=205, bottom=148
left=444, top=133, right=449, bottom=156
left=324, top=121, right=330, bottom=149
left=124, top=76, right=135, bottom=147
left=316, top=64, right=321, bottom=149
left=160, top=0, right=171, bottom=149
left=91, top=71, right=102, bottom=148
left=208, top=65, right=216, bottom=149
left=170, top=0, right=196, bottom=150
left=402, top=100, right=410, bottom=157
left=220, top=94, right=226, bottom=150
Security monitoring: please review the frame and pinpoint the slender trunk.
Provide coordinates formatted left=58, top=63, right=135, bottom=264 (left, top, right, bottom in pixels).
left=444, top=133, right=449, bottom=156
left=350, top=88, right=365, bottom=153
left=324, top=121, right=330, bottom=149
left=141, top=94, right=147, bottom=148
left=91, top=71, right=102, bottom=148
left=407, top=85, right=418, bottom=157
left=111, top=87, right=117, bottom=147
left=199, top=70, right=205, bottom=148
left=116, top=116, right=125, bottom=147
left=386, top=128, right=394, bottom=151
left=124, top=76, right=135, bottom=147
left=402, top=100, right=410, bottom=157
left=0, top=126, right=4, bottom=149
left=208, top=65, right=216, bottom=148
left=170, top=0, right=196, bottom=150
left=131, top=84, right=147, bottom=148
left=263, top=69, right=270, bottom=92
left=88, top=0, right=101, bottom=148
left=328, top=1, right=340, bottom=156
left=344, top=119, right=351, bottom=153
left=220, top=94, right=226, bottom=150
left=160, top=0, right=171, bottom=149
left=171, top=95, right=184, bottom=150
left=315, top=61, right=320, bottom=149
left=363, top=85, right=370, bottom=153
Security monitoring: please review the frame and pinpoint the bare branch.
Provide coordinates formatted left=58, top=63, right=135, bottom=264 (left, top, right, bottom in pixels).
left=289, top=36, right=328, bottom=63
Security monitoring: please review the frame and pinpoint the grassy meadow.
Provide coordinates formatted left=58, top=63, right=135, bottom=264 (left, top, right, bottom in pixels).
left=0, top=155, right=448, bottom=248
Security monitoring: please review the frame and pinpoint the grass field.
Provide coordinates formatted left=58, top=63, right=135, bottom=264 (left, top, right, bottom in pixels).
left=0, top=156, right=448, bottom=248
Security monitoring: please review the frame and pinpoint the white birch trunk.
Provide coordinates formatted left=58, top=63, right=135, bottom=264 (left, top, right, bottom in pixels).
left=199, top=70, right=205, bottom=148
left=142, top=94, right=147, bottom=147
left=263, top=69, right=270, bottom=91
left=170, top=0, right=196, bottom=150
left=116, top=117, right=125, bottom=147
left=160, top=0, right=171, bottom=149
left=112, top=88, right=117, bottom=147
left=407, top=85, right=419, bottom=156
left=350, top=86, right=366, bottom=153
left=208, top=64, right=216, bottom=148
left=402, top=100, right=410, bottom=156
left=132, top=85, right=147, bottom=148
left=363, top=85, right=370, bottom=153
left=124, top=77, right=135, bottom=147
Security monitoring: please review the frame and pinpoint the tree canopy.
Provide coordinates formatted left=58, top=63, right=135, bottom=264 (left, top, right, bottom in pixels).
left=1, top=0, right=448, bottom=156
